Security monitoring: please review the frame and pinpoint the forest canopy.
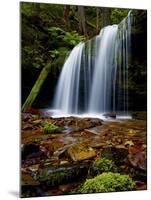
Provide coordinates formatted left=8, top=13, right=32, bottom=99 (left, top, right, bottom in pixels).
left=21, top=2, right=129, bottom=71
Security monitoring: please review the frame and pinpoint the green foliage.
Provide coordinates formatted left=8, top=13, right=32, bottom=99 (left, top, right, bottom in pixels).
left=63, top=31, right=85, bottom=46
left=42, top=121, right=62, bottom=133
left=21, top=2, right=130, bottom=72
left=79, top=172, right=135, bottom=193
left=48, top=27, right=65, bottom=37
left=49, top=49, right=60, bottom=59
left=49, top=47, right=69, bottom=60
left=111, top=9, right=129, bottom=24
left=48, top=26, right=86, bottom=47
left=90, top=158, right=118, bottom=176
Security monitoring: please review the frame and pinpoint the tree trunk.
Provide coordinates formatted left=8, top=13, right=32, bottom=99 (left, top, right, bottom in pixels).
left=78, top=6, right=87, bottom=35
left=96, top=8, right=99, bottom=33
left=101, top=8, right=111, bottom=28
left=63, top=5, right=70, bottom=27
left=22, top=62, right=52, bottom=112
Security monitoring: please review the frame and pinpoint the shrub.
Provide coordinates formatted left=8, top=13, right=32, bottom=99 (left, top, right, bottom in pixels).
left=42, top=121, right=62, bottom=134
left=79, top=172, right=135, bottom=193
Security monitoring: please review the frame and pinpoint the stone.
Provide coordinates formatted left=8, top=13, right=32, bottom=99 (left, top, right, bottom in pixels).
left=57, top=117, right=102, bottom=131
left=36, top=164, right=88, bottom=186
left=103, top=112, right=116, bottom=118
left=84, top=127, right=102, bottom=135
left=60, top=160, right=70, bottom=165
left=22, top=173, right=40, bottom=186
left=59, top=182, right=80, bottom=193
left=101, top=146, right=128, bottom=164
left=67, top=143, right=96, bottom=161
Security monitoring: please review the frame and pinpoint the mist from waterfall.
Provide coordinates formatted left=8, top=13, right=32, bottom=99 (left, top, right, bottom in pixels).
left=52, top=11, right=133, bottom=118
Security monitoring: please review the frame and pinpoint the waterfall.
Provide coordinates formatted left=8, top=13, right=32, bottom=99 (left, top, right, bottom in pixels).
left=89, top=25, right=118, bottom=113
left=52, top=11, right=133, bottom=117
left=53, top=42, right=84, bottom=114
left=114, top=11, right=132, bottom=115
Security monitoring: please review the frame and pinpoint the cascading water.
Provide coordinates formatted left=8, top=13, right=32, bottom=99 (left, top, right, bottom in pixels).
left=53, top=42, right=84, bottom=114
left=89, top=25, right=118, bottom=113
left=52, top=11, right=133, bottom=118
left=114, top=11, right=132, bottom=115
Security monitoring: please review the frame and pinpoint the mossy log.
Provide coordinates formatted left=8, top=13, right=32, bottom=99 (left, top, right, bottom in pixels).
left=22, top=63, right=52, bottom=112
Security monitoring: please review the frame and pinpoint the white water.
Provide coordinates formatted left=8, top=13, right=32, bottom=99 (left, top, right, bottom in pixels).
left=53, top=42, right=84, bottom=114
left=52, top=11, right=133, bottom=119
left=89, top=25, right=118, bottom=113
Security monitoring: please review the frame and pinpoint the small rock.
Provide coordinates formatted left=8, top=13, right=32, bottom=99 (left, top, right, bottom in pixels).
left=67, top=143, right=96, bottom=161
left=59, top=182, right=80, bottom=192
left=28, top=164, right=39, bottom=172
left=101, top=146, right=128, bottom=164
left=22, top=173, right=40, bottom=186
left=22, top=124, right=34, bottom=130
left=84, top=128, right=101, bottom=135
left=60, top=160, right=70, bottom=165
left=103, top=112, right=116, bottom=118
left=32, top=119, right=42, bottom=125
left=90, top=142, right=107, bottom=148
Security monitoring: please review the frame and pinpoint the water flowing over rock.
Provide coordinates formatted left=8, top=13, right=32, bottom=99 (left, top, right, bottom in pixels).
left=89, top=25, right=118, bottom=113
left=52, top=11, right=133, bottom=117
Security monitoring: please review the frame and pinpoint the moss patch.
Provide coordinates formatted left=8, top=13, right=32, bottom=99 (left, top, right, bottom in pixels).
left=79, top=172, right=135, bottom=193
left=42, top=121, right=63, bottom=134
left=90, top=158, right=118, bottom=176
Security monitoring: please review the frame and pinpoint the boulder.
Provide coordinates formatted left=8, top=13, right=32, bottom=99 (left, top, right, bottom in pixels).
left=67, top=143, right=96, bottom=161
left=101, top=146, right=128, bottom=164
left=103, top=112, right=116, bottom=118
left=36, top=164, right=88, bottom=186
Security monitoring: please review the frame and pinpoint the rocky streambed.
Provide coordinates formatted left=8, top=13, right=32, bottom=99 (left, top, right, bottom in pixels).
left=21, top=111, right=147, bottom=197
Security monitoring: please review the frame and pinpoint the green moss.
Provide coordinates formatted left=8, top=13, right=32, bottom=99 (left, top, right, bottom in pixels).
left=79, top=172, right=135, bottom=193
left=38, top=168, right=73, bottom=186
left=42, top=121, right=62, bottom=133
left=36, top=164, right=88, bottom=186
left=90, top=158, right=118, bottom=176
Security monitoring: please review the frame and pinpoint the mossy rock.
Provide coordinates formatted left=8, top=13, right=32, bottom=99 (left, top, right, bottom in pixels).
left=90, top=158, right=118, bottom=176
left=36, top=164, right=89, bottom=186
left=42, top=121, right=63, bottom=134
left=101, top=146, right=128, bottom=164
left=79, top=172, right=135, bottom=193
